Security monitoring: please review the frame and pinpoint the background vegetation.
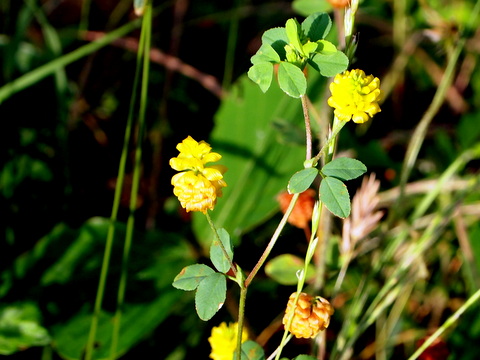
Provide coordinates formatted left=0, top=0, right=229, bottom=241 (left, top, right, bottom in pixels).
left=1, top=0, right=480, bottom=359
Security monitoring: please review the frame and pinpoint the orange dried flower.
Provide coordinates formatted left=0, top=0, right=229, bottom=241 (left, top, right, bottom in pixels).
left=277, top=189, right=316, bottom=229
left=327, top=0, right=350, bottom=8
left=417, top=336, right=449, bottom=360
left=282, top=292, right=334, bottom=338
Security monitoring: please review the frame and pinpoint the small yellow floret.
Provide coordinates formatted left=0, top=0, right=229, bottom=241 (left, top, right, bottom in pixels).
left=328, top=69, right=382, bottom=123
left=208, top=322, right=248, bottom=360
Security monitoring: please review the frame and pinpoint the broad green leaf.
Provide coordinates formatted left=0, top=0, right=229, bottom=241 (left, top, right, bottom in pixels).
left=316, top=39, right=337, bottom=54
left=210, top=228, right=234, bottom=273
left=195, top=273, right=226, bottom=321
left=294, top=355, right=318, bottom=360
left=0, top=303, right=50, bottom=355
left=261, top=27, right=289, bottom=60
left=248, top=62, right=273, bottom=93
left=234, top=340, right=265, bottom=360
left=320, top=177, right=350, bottom=218
left=193, top=74, right=326, bottom=248
left=321, top=157, right=367, bottom=181
left=301, top=12, right=332, bottom=41
left=292, top=0, right=332, bottom=17
left=302, top=40, right=318, bottom=56
left=285, top=18, right=303, bottom=54
left=250, top=44, right=281, bottom=65
left=53, top=291, right=181, bottom=360
left=278, top=62, right=307, bottom=98
left=308, top=51, right=349, bottom=77
left=172, top=264, right=215, bottom=291
left=288, top=167, right=319, bottom=194
left=265, top=254, right=316, bottom=285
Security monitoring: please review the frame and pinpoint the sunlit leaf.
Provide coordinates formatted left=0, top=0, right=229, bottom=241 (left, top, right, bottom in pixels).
left=248, top=62, right=273, bottom=93
left=285, top=18, right=303, bottom=54
left=278, top=62, right=307, bottom=98
left=250, top=44, right=281, bottom=65
left=308, top=51, right=348, bottom=77
left=301, top=12, right=332, bottom=41
left=261, top=27, right=288, bottom=60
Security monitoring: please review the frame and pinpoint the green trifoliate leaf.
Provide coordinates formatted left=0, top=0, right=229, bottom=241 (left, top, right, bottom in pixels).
left=277, top=62, right=307, bottom=98
left=316, top=40, right=337, bottom=54
left=288, top=168, right=319, bottom=194
left=301, top=12, right=332, bottom=41
left=172, top=264, right=215, bottom=291
left=308, top=51, right=349, bottom=77
left=261, top=27, right=288, bottom=60
left=250, top=43, right=281, bottom=65
left=234, top=340, right=265, bottom=360
left=302, top=40, right=318, bottom=56
left=285, top=18, right=304, bottom=55
left=195, top=272, right=226, bottom=321
left=210, top=228, right=234, bottom=273
left=320, top=177, right=351, bottom=218
left=248, top=62, right=273, bottom=93
left=321, top=158, right=367, bottom=181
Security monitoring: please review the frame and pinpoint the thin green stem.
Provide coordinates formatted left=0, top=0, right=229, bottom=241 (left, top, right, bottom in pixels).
left=205, top=211, right=237, bottom=277
left=244, top=193, right=300, bottom=288
left=0, top=18, right=141, bottom=104
left=396, top=38, right=464, bottom=209
left=408, top=287, right=480, bottom=360
left=311, top=119, right=346, bottom=167
left=109, top=3, right=152, bottom=358
left=83, top=16, right=145, bottom=360
left=222, top=0, right=241, bottom=90
left=235, top=283, right=248, bottom=360
left=301, top=95, right=313, bottom=160
left=275, top=203, right=323, bottom=360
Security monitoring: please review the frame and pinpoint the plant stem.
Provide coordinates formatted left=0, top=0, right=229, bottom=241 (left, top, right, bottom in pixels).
left=0, top=18, right=141, bottom=104
left=205, top=211, right=237, bottom=277
left=109, top=3, right=152, bottom=358
left=83, top=14, right=146, bottom=360
left=408, top=287, right=480, bottom=360
left=235, top=283, right=248, bottom=360
left=301, top=95, right=313, bottom=160
left=244, top=193, right=300, bottom=287
left=312, top=119, right=346, bottom=167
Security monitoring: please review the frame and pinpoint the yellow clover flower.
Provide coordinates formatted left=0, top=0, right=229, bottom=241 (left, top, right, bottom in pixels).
left=170, top=136, right=227, bottom=214
left=208, top=322, right=248, bottom=360
left=327, top=69, right=382, bottom=124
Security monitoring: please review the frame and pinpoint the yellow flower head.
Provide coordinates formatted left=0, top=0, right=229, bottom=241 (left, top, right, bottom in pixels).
left=327, top=69, right=382, bottom=124
left=208, top=322, right=248, bottom=360
left=170, top=136, right=227, bottom=214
